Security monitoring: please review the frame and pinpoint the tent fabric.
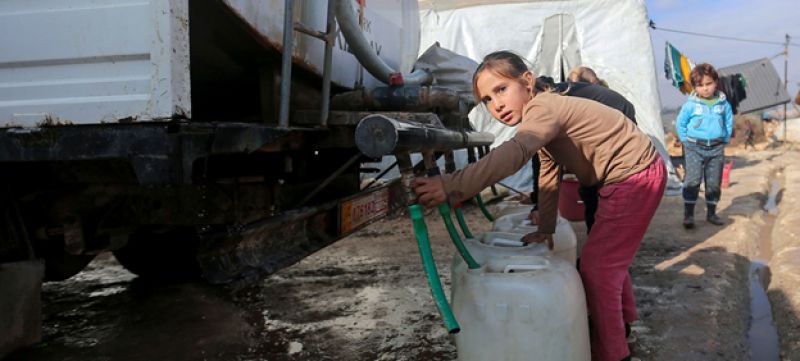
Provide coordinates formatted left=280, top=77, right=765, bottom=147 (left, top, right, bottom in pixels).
left=418, top=0, right=679, bottom=192
left=414, top=42, right=479, bottom=98
left=538, top=13, right=583, bottom=82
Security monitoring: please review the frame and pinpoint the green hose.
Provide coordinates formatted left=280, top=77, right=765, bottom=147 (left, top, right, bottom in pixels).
left=438, top=204, right=480, bottom=269
left=409, top=204, right=460, bottom=334
left=475, top=194, right=495, bottom=222
left=452, top=203, right=474, bottom=239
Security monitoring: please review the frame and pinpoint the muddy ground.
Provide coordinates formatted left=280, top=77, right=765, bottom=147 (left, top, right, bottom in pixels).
left=6, top=146, right=800, bottom=361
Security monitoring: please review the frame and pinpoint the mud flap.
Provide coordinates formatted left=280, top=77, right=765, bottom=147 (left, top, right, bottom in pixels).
left=0, top=260, right=44, bottom=358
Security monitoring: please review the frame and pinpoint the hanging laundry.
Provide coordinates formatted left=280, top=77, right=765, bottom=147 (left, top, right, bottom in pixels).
left=717, top=73, right=748, bottom=114
left=664, top=42, right=695, bottom=94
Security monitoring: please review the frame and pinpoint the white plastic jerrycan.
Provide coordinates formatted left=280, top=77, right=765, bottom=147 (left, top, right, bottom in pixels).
left=452, top=255, right=590, bottom=361
left=451, top=231, right=551, bottom=282
left=491, top=213, right=578, bottom=266
left=492, top=201, right=535, bottom=220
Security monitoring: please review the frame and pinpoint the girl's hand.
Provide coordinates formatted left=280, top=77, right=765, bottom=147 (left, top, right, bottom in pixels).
left=522, top=232, right=554, bottom=250
left=413, top=176, right=447, bottom=208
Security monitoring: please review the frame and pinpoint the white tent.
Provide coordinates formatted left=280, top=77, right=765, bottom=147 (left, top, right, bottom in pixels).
left=418, top=0, right=680, bottom=192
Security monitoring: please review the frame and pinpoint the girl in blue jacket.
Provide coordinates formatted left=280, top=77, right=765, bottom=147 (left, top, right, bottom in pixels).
left=676, top=63, right=733, bottom=228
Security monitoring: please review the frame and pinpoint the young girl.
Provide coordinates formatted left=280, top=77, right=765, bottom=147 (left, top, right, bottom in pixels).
left=675, top=63, right=733, bottom=228
left=413, top=51, right=666, bottom=361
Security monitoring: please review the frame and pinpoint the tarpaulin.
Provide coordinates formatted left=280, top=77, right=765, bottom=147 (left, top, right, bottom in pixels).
left=418, top=0, right=681, bottom=192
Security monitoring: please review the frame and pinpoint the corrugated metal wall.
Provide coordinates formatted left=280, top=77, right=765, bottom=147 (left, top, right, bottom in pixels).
left=719, top=58, right=790, bottom=114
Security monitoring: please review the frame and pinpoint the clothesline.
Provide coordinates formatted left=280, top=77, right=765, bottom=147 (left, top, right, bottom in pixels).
left=649, top=21, right=800, bottom=48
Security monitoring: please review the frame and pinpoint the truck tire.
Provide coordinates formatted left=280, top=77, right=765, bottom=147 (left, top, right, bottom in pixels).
left=112, top=228, right=201, bottom=281
left=42, top=252, right=96, bottom=281
left=33, top=239, right=96, bottom=281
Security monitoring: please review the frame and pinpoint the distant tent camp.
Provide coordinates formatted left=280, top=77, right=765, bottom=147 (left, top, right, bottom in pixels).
left=418, top=0, right=680, bottom=191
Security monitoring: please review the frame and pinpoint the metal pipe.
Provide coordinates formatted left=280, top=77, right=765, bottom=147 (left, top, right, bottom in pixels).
left=331, top=86, right=463, bottom=112
left=396, top=153, right=416, bottom=205
left=333, top=0, right=431, bottom=86
left=320, top=0, right=336, bottom=126
left=783, top=34, right=789, bottom=142
left=278, top=0, right=295, bottom=128
left=444, top=151, right=457, bottom=174
left=355, top=115, right=494, bottom=158
left=293, top=22, right=326, bottom=40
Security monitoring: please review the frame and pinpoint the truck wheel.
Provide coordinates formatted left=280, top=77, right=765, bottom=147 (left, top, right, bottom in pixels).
left=112, top=228, right=201, bottom=281
left=33, top=239, right=96, bottom=281
left=42, top=252, right=96, bottom=281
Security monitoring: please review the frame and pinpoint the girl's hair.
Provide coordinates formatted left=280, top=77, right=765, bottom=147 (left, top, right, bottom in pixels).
left=689, top=63, right=719, bottom=86
left=534, top=75, right=555, bottom=92
left=472, top=51, right=532, bottom=102
left=535, top=75, right=572, bottom=95
left=568, top=66, right=599, bottom=83
left=568, top=66, right=608, bottom=88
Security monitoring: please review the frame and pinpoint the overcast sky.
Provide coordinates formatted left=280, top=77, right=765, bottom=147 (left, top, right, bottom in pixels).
left=644, top=0, right=800, bottom=110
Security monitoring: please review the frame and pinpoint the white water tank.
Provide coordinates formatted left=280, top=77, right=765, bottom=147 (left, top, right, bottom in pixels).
left=451, top=255, right=590, bottom=361
left=222, top=0, right=420, bottom=89
left=491, top=213, right=578, bottom=266
left=0, top=0, right=420, bottom=127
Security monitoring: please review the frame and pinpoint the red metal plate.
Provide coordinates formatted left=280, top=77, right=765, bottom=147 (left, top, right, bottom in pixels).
left=340, top=188, right=390, bottom=234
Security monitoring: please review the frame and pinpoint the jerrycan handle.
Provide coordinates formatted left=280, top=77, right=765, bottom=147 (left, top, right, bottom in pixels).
left=503, top=261, right=550, bottom=274
left=488, top=238, right=526, bottom=247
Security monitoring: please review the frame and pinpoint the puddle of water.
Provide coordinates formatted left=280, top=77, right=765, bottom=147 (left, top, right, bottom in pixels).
left=748, top=176, right=782, bottom=361
left=763, top=179, right=781, bottom=215
left=748, top=260, right=779, bottom=361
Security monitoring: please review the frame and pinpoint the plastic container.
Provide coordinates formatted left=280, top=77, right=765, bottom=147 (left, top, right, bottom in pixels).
left=451, top=256, right=590, bottom=361
left=721, top=161, right=733, bottom=188
left=491, top=201, right=534, bottom=219
left=451, top=231, right=551, bottom=279
left=491, top=213, right=577, bottom=266
left=559, top=179, right=585, bottom=221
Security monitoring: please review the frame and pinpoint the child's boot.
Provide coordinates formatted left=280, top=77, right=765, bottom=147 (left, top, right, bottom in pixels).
left=707, top=204, right=724, bottom=225
left=683, top=203, right=695, bottom=229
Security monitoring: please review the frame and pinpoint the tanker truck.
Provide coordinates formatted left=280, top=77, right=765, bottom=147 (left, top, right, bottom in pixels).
left=0, top=0, right=492, bottom=284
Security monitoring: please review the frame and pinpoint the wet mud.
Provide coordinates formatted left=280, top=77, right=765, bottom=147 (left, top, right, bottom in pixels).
left=7, top=148, right=800, bottom=361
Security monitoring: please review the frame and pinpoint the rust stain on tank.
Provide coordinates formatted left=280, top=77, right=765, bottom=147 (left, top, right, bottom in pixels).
left=221, top=0, right=323, bottom=78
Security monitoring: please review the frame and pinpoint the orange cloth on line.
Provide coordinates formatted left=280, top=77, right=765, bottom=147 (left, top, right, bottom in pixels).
left=679, top=55, right=694, bottom=94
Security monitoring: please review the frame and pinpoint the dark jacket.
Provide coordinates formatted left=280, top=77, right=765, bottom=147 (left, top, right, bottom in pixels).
left=553, top=82, right=637, bottom=124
